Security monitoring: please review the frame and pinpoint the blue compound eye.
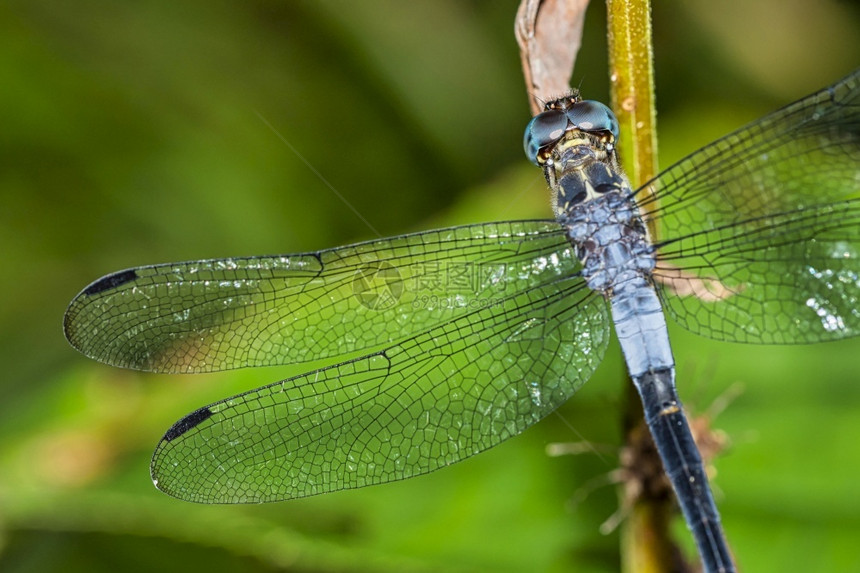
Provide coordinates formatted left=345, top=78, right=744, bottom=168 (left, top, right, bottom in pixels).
left=523, top=109, right=568, bottom=165
left=565, top=100, right=619, bottom=140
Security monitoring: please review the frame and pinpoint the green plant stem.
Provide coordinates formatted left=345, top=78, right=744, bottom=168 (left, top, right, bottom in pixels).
left=605, top=2, right=675, bottom=572
left=606, top=0, right=658, bottom=186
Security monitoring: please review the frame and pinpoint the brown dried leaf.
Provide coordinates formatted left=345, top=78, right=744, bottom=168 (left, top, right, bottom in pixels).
left=516, top=0, right=591, bottom=114
left=655, top=263, right=742, bottom=302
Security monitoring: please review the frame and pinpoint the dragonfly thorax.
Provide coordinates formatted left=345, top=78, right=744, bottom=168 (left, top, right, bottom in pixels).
left=545, top=134, right=626, bottom=218
left=564, top=191, right=655, bottom=295
left=535, top=122, right=655, bottom=295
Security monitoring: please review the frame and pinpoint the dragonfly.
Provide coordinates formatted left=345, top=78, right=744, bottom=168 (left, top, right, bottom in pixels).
left=65, top=68, right=859, bottom=573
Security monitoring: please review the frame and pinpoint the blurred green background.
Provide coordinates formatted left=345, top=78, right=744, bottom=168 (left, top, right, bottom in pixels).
left=1, top=1, right=859, bottom=571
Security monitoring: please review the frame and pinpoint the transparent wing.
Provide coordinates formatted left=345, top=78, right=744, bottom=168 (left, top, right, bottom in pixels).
left=637, top=68, right=860, bottom=343
left=150, top=276, right=608, bottom=503
left=65, top=221, right=577, bottom=372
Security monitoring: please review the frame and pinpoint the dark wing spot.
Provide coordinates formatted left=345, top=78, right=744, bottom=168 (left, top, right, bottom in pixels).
left=83, top=269, right=138, bottom=295
left=163, top=407, right=214, bottom=441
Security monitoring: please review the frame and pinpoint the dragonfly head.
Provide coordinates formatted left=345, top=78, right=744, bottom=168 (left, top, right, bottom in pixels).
left=524, top=95, right=619, bottom=167
left=524, top=95, right=626, bottom=216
